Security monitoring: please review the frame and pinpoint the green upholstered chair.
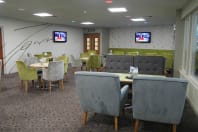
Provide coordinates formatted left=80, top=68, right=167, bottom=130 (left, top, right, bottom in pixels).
left=34, top=54, right=43, bottom=60
left=56, top=55, right=69, bottom=77
left=34, top=52, right=52, bottom=60
left=86, top=55, right=101, bottom=71
left=42, top=51, right=52, bottom=58
left=16, top=60, right=38, bottom=93
left=87, top=50, right=96, bottom=55
left=80, top=52, right=89, bottom=58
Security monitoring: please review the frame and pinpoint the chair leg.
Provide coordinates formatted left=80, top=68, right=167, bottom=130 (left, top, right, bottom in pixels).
left=114, top=116, right=118, bottom=131
left=172, top=124, right=177, bottom=132
left=32, top=80, right=35, bottom=88
left=133, top=119, right=139, bottom=132
left=24, top=80, right=28, bottom=93
left=64, top=73, right=67, bottom=80
left=82, top=112, right=88, bottom=126
left=72, top=67, right=76, bottom=74
left=20, top=80, right=23, bottom=89
left=49, top=81, right=52, bottom=93
left=41, top=79, right=44, bottom=89
left=58, top=80, right=64, bottom=90
left=61, top=80, right=64, bottom=90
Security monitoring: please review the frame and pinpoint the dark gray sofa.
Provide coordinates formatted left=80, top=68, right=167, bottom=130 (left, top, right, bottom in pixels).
left=105, top=55, right=165, bottom=75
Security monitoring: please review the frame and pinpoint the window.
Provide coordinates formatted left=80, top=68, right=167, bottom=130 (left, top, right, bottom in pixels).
left=182, top=16, right=191, bottom=73
left=192, top=14, right=198, bottom=77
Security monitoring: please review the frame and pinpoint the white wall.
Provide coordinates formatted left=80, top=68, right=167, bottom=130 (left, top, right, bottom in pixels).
left=109, top=25, right=175, bottom=50
left=100, top=29, right=109, bottom=55
left=0, top=17, right=83, bottom=74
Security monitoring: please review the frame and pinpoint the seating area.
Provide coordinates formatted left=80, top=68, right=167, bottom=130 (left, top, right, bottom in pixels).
left=109, top=48, right=174, bottom=76
left=15, top=53, right=69, bottom=93
left=105, top=55, right=165, bottom=75
left=0, top=1, right=198, bottom=132
left=5, top=48, right=190, bottom=132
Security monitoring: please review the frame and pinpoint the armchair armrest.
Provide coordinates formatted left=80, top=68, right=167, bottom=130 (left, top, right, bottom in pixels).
left=120, top=85, right=129, bottom=108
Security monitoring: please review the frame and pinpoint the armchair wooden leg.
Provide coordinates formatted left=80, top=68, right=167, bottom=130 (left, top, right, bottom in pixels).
left=24, top=80, right=28, bottom=93
left=59, top=80, right=64, bottom=90
left=61, top=80, right=64, bottom=90
left=172, top=124, right=177, bottom=132
left=82, top=112, right=88, bottom=126
left=133, top=119, right=139, bottom=132
left=114, top=116, right=118, bottom=131
left=49, top=81, right=52, bottom=93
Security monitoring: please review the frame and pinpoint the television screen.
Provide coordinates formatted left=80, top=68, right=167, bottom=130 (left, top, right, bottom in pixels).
left=135, top=32, right=151, bottom=43
left=53, top=31, right=67, bottom=43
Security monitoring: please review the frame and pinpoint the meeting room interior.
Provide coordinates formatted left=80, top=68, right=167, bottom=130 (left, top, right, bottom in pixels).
left=0, top=0, right=197, bottom=132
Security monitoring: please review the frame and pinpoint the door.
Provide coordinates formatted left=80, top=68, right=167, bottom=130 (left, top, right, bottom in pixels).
left=0, top=28, right=3, bottom=74
left=84, top=33, right=100, bottom=54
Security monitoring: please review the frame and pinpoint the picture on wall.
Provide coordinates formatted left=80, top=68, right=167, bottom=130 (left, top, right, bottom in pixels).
left=53, top=31, right=67, bottom=43
left=135, top=32, right=151, bottom=43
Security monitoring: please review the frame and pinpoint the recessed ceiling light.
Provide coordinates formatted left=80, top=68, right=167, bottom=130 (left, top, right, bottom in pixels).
left=108, top=7, right=127, bottom=13
left=18, top=8, right=25, bottom=11
left=33, top=12, right=53, bottom=17
left=72, top=20, right=77, bottom=23
left=130, top=18, right=145, bottom=22
left=81, top=22, right=94, bottom=25
left=125, top=15, right=131, bottom=18
left=83, top=10, right=87, bottom=14
left=0, top=0, right=5, bottom=3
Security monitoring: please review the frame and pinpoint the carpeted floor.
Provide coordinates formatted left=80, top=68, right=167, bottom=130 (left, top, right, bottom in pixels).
left=0, top=69, right=198, bottom=132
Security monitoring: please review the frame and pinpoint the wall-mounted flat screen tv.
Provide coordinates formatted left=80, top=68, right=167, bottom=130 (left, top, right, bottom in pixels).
left=53, top=31, right=67, bottom=43
left=135, top=32, right=151, bottom=43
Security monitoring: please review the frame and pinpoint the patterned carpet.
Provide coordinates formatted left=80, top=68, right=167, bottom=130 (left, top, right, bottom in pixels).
left=0, top=69, right=198, bottom=132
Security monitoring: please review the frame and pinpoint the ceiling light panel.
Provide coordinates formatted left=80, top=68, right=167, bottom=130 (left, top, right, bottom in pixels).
left=108, top=7, right=127, bottom=13
left=33, top=12, right=53, bottom=17
left=131, top=18, right=145, bottom=22
left=0, top=0, right=5, bottom=3
left=81, top=22, right=94, bottom=25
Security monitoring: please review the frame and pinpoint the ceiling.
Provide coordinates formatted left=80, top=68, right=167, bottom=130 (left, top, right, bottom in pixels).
left=0, top=0, right=190, bottom=28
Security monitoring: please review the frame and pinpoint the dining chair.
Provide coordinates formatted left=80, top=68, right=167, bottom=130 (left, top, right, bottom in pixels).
left=132, top=76, right=188, bottom=132
left=70, top=55, right=82, bottom=74
left=75, top=71, right=129, bottom=131
left=16, top=60, right=38, bottom=93
left=42, top=61, right=64, bottom=92
left=56, top=55, right=69, bottom=73
left=86, top=54, right=101, bottom=71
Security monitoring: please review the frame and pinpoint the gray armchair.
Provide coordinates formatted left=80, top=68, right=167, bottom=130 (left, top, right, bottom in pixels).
left=132, top=76, right=188, bottom=132
left=42, top=61, right=64, bottom=92
left=75, top=71, right=129, bottom=131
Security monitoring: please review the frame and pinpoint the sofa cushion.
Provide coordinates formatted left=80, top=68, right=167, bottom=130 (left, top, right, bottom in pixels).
left=105, top=55, right=133, bottom=73
left=134, top=56, right=165, bottom=75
